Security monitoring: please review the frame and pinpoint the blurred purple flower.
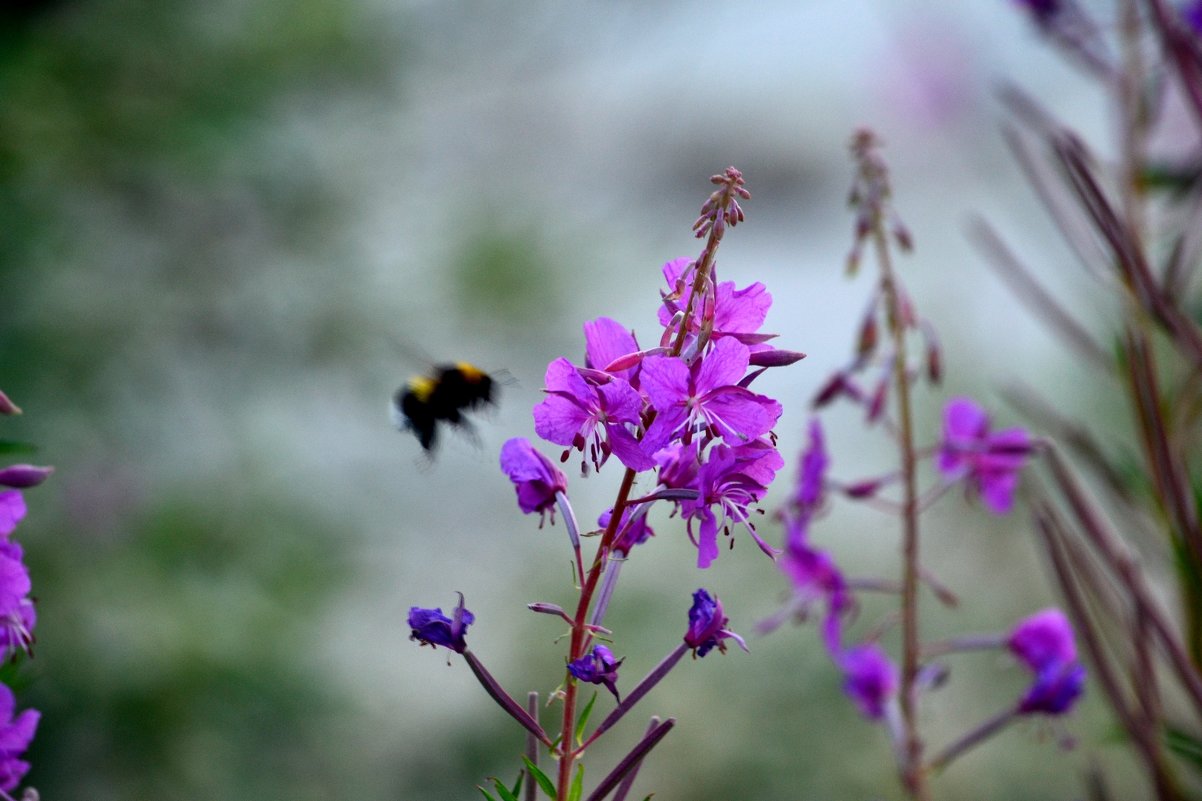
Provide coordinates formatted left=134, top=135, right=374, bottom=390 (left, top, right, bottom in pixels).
left=533, top=357, right=653, bottom=472
left=938, top=397, right=1032, bottom=514
left=1008, top=608, right=1077, bottom=671
left=779, top=515, right=850, bottom=653
left=567, top=644, right=624, bottom=701
left=0, top=538, right=35, bottom=659
left=1185, top=1, right=1202, bottom=34
left=500, top=438, right=568, bottom=519
left=795, top=418, right=828, bottom=512
left=0, top=683, right=37, bottom=792
left=1018, top=659, right=1086, bottom=716
left=0, top=494, right=24, bottom=539
left=684, top=588, right=746, bottom=657
left=837, top=642, right=898, bottom=721
left=409, top=594, right=474, bottom=654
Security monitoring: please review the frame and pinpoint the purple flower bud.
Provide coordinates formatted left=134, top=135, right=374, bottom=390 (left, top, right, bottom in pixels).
left=600, top=507, right=654, bottom=557
left=0, top=392, right=20, bottom=416
left=408, top=593, right=474, bottom=654
left=0, top=466, right=53, bottom=490
left=1008, top=608, right=1077, bottom=671
left=1017, top=659, right=1086, bottom=716
left=684, top=589, right=746, bottom=657
left=567, top=644, right=624, bottom=701
left=837, top=642, right=898, bottom=721
left=500, top=438, right=568, bottom=517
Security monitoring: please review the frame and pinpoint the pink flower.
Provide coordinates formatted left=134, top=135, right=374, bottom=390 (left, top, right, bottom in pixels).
left=499, top=438, right=568, bottom=518
left=938, top=397, right=1033, bottom=514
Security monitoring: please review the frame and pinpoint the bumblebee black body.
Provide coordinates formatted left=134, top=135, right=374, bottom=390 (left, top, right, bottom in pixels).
left=393, top=362, right=495, bottom=452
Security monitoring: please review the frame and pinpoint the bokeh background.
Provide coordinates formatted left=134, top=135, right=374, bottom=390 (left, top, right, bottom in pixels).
left=0, top=0, right=1168, bottom=798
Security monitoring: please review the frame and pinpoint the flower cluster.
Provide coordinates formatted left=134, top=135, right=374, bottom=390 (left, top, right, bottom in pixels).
left=527, top=253, right=800, bottom=568
left=0, top=391, right=44, bottom=794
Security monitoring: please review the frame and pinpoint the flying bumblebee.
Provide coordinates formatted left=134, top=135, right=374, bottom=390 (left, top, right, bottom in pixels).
left=391, top=362, right=496, bottom=452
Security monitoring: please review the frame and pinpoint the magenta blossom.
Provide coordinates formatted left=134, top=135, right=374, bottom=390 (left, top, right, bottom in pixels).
left=0, top=683, right=37, bottom=793
left=1008, top=608, right=1076, bottom=671
left=409, top=594, right=474, bottom=654
left=640, top=337, right=782, bottom=455
left=599, top=507, right=655, bottom=557
left=684, top=588, right=747, bottom=657
left=938, top=397, right=1032, bottom=514
left=779, top=515, right=851, bottom=654
left=533, top=357, right=654, bottom=473
left=500, top=438, right=568, bottom=520
left=657, top=257, right=773, bottom=346
left=680, top=444, right=778, bottom=569
left=0, top=493, right=24, bottom=539
left=1009, top=608, right=1085, bottom=716
left=567, top=644, right=624, bottom=701
left=837, top=642, right=899, bottom=721
left=584, top=317, right=642, bottom=382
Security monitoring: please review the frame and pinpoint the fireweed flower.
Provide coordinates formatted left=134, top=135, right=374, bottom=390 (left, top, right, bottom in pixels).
left=500, top=437, right=568, bottom=521
left=567, top=644, right=624, bottom=701
left=1008, top=608, right=1076, bottom=671
left=938, top=396, right=1033, bottom=514
left=779, top=515, right=851, bottom=653
left=657, top=257, right=773, bottom=346
left=0, top=683, right=37, bottom=793
left=837, top=642, right=899, bottom=721
left=1009, top=608, right=1085, bottom=716
left=0, top=493, right=34, bottom=658
left=599, top=507, right=654, bottom=557
left=533, top=357, right=654, bottom=473
left=680, top=443, right=779, bottom=569
left=683, top=588, right=746, bottom=657
left=640, top=337, right=782, bottom=455
left=409, top=594, right=474, bottom=654
left=584, top=317, right=643, bottom=383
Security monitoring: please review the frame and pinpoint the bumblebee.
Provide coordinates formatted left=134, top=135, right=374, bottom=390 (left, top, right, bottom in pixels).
left=392, top=362, right=496, bottom=452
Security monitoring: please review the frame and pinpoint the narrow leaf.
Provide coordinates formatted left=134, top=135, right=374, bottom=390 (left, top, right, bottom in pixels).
left=1165, top=726, right=1202, bottom=775
left=493, top=776, right=520, bottom=801
left=477, top=787, right=500, bottom=801
left=568, top=763, right=585, bottom=801
left=522, top=756, right=556, bottom=799
left=575, top=691, right=598, bottom=746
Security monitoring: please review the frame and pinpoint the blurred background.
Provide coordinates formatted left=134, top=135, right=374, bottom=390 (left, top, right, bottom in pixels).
left=0, top=0, right=1165, bottom=798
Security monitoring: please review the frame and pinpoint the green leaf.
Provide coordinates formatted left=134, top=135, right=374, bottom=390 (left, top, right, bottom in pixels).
left=1166, top=726, right=1202, bottom=775
left=567, top=763, right=584, bottom=801
left=575, top=691, right=598, bottom=746
left=508, top=771, right=524, bottom=799
left=476, top=786, right=499, bottom=801
left=492, top=776, right=519, bottom=801
left=0, top=440, right=36, bottom=456
left=522, top=756, right=556, bottom=799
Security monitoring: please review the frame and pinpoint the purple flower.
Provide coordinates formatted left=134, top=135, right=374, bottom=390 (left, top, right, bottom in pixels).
left=600, top=507, right=654, bottom=557
left=584, top=317, right=641, bottom=382
left=938, top=397, right=1032, bottom=514
left=409, top=594, right=474, bottom=654
left=0, top=540, right=34, bottom=660
left=680, top=444, right=777, bottom=568
left=500, top=438, right=568, bottom=518
left=795, top=418, right=828, bottom=512
left=684, top=588, right=746, bottom=657
left=1018, top=660, right=1086, bottom=716
left=1185, top=0, right=1202, bottom=34
left=657, top=258, right=773, bottom=345
left=837, top=642, right=898, bottom=721
left=1009, top=608, right=1085, bottom=716
left=1008, top=608, right=1076, bottom=671
left=0, top=466, right=52, bottom=490
left=0, top=494, right=24, bottom=539
left=567, top=644, right=624, bottom=701
left=0, top=683, right=37, bottom=792
left=533, top=358, right=654, bottom=472
left=779, top=515, right=850, bottom=653
left=640, top=337, right=782, bottom=455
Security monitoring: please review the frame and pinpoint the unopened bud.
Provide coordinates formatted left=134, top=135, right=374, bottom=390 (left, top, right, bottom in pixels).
left=0, top=465, right=53, bottom=489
